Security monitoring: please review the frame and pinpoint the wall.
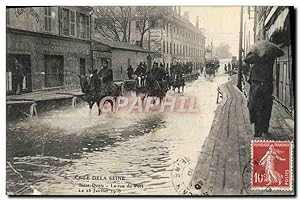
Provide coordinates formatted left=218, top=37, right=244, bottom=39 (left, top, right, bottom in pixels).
left=7, top=7, right=59, bottom=35
left=111, top=49, right=148, bottom=80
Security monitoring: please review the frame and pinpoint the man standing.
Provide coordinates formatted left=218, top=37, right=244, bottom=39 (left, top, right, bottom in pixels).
left=12, top=58, right=26, bottom=95
left=228, top=62, right=232, bottom=76
left=247, top=57, right=275, bottom=137
left=127, top=65, right=134, bottom=80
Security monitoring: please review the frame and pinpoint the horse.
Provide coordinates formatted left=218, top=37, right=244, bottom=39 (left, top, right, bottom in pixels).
left=134, top=75, right=148, bottom=100
left=204, top=66, right=216, bottom=79
left=78, top=71, right=122, bottom=115
left=145, top=72, right=168, bottom=103
left=170, top=74, right=185, bottom=93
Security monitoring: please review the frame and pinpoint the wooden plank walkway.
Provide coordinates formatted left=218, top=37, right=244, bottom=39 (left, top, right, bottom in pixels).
left=6, top=88, right=84, bottom=103
left=6, top=89, right=84, bottom=118
left=191, top=75, right=294, bottom=195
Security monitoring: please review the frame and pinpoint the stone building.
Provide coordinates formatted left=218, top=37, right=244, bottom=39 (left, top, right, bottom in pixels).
left=92, top=37, right=149, bottom=81
left=6, top=6, right=94, bottom=94
left=129, top=6, right=206, bottom=72
left=93, top=6, right=206, bottom=72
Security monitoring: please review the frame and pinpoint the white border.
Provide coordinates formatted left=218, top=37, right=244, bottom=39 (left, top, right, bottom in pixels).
left=1, top=1, right=299, bottom=201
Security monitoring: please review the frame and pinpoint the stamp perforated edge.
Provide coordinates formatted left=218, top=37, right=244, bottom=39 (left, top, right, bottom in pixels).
left=250, top=140, right=294, bottom=192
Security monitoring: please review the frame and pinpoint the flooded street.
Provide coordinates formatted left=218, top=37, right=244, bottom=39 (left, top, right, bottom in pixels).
left=7, top=71, right=228, bottom=195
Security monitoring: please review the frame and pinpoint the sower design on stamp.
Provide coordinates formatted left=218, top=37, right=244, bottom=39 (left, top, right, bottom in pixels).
left=251, top=141, right=293, bottom=191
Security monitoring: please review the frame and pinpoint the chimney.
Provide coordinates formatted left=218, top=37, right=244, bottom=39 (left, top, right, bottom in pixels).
left=183, top=11, right=189, bottom=21
left=196, top=16, right=199, bottom=29
left=178, top=6, right=181, bottom=16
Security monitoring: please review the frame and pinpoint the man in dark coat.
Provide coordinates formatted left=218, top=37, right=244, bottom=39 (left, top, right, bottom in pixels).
left=228, top=62, right=232, bottom=75
left=127, top=65, right=134, bottom=79
left=134, top=63, right=146, bottom=86
left=98, top=60, right=116, bottom=95
left=247, top=57, right=275, bottom=137
left=134, top=63, right=146, bottom=76
left=152, top=63, right=167, bottom=92
left=152, top=63, right=166, bottom=81
left=12, top=58, right=26, bottom=95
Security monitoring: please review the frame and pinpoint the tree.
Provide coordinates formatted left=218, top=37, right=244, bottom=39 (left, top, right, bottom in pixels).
left=94, top=6, right=131, bottom=42
left=215, top=43, right=232, bottom=59
left=135, top=6, right=169, bottom=48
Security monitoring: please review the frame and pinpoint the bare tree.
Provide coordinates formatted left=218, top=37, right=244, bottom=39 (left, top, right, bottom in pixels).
left=94, top=6, right=131, bottom=42
left=135, top=6, right=169, bottom=48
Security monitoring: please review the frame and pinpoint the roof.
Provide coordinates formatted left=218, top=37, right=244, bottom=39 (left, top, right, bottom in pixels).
left=93, top=37, right=149, bottom=53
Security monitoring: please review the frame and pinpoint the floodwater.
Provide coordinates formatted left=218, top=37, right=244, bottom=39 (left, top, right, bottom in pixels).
left=6, top=70, right=228, bottom=195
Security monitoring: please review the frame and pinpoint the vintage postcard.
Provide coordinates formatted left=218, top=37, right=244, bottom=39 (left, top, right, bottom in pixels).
left=6, top=6, right=295, bottom=196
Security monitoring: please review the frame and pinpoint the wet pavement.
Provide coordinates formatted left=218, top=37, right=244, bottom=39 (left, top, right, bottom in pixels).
left=6, top=70, right=228, bottom=195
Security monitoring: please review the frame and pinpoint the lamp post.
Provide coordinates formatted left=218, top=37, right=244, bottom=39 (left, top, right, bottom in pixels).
left=237, top=6, right=243, bottom=91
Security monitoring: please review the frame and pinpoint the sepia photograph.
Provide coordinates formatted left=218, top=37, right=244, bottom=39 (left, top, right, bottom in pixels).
left=5, top=3, right=295, bottom=196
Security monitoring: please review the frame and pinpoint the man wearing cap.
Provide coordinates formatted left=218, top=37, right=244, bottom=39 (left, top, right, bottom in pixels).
left=98, top=60, right=115, bottom=95
left=134, top=62, right=146, bottom=87
left=151, top=62, right=167, bottom=93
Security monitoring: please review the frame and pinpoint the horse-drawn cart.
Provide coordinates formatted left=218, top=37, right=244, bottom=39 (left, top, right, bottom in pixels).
left=204, top=61, right=216, bottom=78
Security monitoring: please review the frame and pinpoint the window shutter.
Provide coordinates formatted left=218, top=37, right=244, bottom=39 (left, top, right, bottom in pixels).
left=58, top=7, right=62, bottom=35
left=76, top=12, right=80, bottom=38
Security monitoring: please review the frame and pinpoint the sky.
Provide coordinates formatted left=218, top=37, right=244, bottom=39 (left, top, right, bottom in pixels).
left=181, top=6, right=242, bottom=56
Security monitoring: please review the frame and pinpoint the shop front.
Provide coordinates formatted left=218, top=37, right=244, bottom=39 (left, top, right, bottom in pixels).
left=6, top=28, right=91, bottom=94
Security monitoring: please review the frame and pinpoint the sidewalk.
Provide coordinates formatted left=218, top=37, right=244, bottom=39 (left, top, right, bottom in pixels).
left=191, top=75, right=294, bottom=195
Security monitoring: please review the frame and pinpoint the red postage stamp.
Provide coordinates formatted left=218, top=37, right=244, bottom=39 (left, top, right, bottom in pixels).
left=251, top=140, right=293, bottom=191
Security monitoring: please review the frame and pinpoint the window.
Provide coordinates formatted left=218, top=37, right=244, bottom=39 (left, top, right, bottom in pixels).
left=163, top=41, right=165, bottom=53
left=44, top=7, right=51, bottom=31
left=174, top=44, right=175, bottom=54
left=62, top=8, right=70, bottom=35
left=76, top=12, right=89, bottom=39
left=70, top=10, right=76, bottom=36
left=86, top=15, right=90, bottom=39
left=170, top=43, right=172, bottom=54
left=177, top=44, right=179, bottom=55
left=78, top=13, right=85, bottom=38
left=167, top=42, right=169, bottom=54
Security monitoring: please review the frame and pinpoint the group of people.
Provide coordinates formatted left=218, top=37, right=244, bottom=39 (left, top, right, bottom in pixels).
left=129, top=61, right=190, bottom=83
left=127, top=62, right=168, bottom=88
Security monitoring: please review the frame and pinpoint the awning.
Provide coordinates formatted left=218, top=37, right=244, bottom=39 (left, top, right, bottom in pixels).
left=266, top=8, right=290, bottom=39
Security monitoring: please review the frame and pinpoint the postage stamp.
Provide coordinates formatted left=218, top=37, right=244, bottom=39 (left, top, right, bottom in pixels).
left=251, top=140, right=293, bottom=191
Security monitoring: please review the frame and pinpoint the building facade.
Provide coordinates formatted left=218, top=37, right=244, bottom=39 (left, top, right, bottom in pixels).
left=250, top=6, right=294, bottom=115
left=6, top=6, right=93, bottom=94
left=92, top=37, right=149, bottom=81
left=93, top=6, right=206, bottom=72
left=129, top=6, right=206, bottom=72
